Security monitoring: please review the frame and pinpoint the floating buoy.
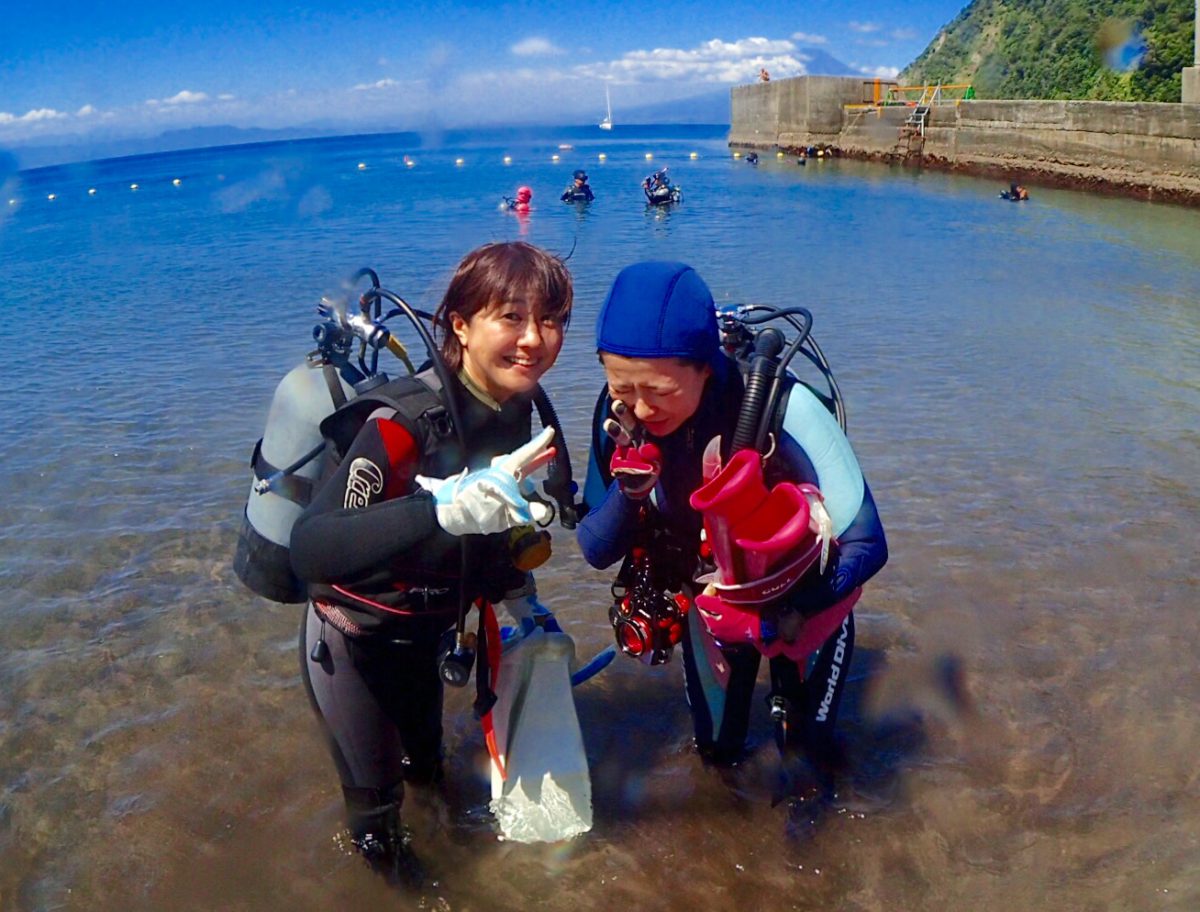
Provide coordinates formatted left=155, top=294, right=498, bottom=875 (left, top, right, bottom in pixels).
left=503, top=155, right=512, bottom=165
left=644, top=153, right=653, bottom=160
left=598, top=153, right=607, bottom=161
left=7, top=198, right=16, bottom=206
left=405, top=159, right=415, bottom=167
left=88, top=188, right=97, bottom=196
left=776, top=151, right=784, bottom=159
left=551, top=154, right=560, bottom=162
left=172, top=178, right=182, bottom=186
left=455, top=157, right=464, bottom=166
left=130, top=183, right=139, bottom=191
left=733, top=152, right=741, bottom=159
left=47, top=193, right=57, bottom=201
left=357, top=162, right=367, bottom=170
left=689, top=152, right=698, bottom=160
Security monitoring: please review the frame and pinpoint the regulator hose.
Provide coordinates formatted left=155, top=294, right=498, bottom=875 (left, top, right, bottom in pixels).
left=731, top=329, right=783, bottom=452
left=533, top=387, right=580, bottom=528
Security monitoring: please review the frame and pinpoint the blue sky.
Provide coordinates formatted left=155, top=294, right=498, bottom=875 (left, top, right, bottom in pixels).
left=1, top=1, right=969, bottom=146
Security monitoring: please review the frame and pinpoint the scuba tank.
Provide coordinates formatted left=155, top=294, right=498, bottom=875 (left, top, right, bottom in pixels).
left=233, top=361, right=358, bottom=602
left=233, top=269, right=391, bottom=603
left=233, top=268, right=581, bottom=608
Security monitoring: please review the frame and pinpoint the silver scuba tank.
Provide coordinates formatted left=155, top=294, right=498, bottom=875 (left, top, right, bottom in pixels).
left=233, top=361, right=357, bottom=602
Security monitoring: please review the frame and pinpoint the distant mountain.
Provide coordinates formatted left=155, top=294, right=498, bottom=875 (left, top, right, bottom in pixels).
left=619, top=89, right=733, bottom=125
left=901, top=0, right=1194, bottom=101
left=618, top=47, right=858, bottom=124
left=12, top=124, right=347, bottom=171
left=794, top=47, right=862, bottom=79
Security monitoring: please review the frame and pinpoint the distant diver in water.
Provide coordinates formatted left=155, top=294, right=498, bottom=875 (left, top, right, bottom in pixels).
left=561, top=170, right=595, bottom=203
left=745, top=152, right=759, bottom=165
left=999, top=182, right=1030, bottom=201
left=642, top=167, right=681, bottom=206
left=503, top=185, right=534, bottom=212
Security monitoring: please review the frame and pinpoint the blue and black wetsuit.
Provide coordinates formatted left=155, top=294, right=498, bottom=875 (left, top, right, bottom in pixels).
left=577, top=361, right=887, bottom=769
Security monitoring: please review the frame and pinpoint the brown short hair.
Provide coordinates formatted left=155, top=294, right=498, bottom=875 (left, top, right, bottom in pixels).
left=434, top=242, right=573, bottom=372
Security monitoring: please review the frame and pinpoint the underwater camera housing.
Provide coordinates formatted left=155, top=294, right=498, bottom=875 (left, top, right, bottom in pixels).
left=608, top=546, right=691, bottom=665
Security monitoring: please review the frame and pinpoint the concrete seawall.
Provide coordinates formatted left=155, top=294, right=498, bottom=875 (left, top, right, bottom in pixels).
left=730, top=77, right=1200, bottom=205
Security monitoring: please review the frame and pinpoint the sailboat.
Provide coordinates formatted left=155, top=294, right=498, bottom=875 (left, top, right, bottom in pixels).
left=599, top=84, right=613, bottom=131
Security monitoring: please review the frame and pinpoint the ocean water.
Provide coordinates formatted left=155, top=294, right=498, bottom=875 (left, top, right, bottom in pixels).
left=1, top=124, right=1199, bottom=911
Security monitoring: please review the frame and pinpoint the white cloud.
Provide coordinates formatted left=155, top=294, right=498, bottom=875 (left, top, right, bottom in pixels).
left=353, top=78, right=400, bottom=91
left=849, top=21, right=882, bottom=33
left=218, top=93, right=236, bottom=101
left=858, top=64, right=901, bottom=79
left=511, top=37, right=564, bottom=57
left=791, top=31, right=828, bottom=45
left=77, top=104, right=96, bottom=117
left=0, top=108, right=68, bottom=124
left=891, top=28, right=919, bottom=41
left=578, top=36, right=807, bottom=84
left=169, top=90, right=209, bottom=104
left=147, top=90, right=210, bottom=106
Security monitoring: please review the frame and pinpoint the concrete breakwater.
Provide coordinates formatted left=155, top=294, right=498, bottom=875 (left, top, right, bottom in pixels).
left=730, top=76, right=1200, bottom=206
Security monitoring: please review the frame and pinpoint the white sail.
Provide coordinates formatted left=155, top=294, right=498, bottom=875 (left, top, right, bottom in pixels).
left=599, top=84, right=612, bottom=131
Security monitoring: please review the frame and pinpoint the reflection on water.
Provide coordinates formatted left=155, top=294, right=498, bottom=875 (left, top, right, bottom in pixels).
left=1, top=129, right=1198, bottom=911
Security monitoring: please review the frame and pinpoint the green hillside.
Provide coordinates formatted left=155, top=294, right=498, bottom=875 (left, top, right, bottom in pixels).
left=900, top=0, right=1195, bottom=102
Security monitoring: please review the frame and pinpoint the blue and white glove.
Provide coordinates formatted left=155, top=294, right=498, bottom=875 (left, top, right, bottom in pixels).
left=416, top=427, right=556, bottom=536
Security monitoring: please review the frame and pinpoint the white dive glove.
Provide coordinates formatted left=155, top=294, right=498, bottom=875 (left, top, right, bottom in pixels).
left=416, top=427, right=556, bottom=536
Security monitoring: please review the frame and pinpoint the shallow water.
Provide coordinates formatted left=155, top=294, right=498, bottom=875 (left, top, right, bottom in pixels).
left=1, top=126, right=1198, bottom=911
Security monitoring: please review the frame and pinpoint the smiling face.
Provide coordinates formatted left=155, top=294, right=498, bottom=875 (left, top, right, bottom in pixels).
left=435, top=242, right=573, bottom=400
left=600, top=353, right=711, bottom=438
left=452, top=299, right=564, bottom=402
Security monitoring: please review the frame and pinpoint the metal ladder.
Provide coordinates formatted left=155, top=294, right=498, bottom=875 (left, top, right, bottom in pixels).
left=896, top=83, right=939, bottom=156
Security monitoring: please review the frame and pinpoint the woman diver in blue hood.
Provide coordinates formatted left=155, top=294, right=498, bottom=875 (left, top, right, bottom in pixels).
left=577, top=261, right=888, bottom=815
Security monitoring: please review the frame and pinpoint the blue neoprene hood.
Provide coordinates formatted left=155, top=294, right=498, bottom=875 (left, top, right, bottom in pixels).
left=596, top=261, right=718, bottom=364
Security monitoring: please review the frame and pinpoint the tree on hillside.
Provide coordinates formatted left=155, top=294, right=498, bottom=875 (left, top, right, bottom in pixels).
left=901, top=0, right=1194, bottom=102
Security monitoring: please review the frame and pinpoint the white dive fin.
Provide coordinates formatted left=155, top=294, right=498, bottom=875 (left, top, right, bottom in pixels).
left=488, top=626, right=592, bottom=842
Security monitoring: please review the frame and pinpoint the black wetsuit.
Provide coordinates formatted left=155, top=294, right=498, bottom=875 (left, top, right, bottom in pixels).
left=561, top=182, right=594, bottom=202
left=291, top=372, right=531, bottom=828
